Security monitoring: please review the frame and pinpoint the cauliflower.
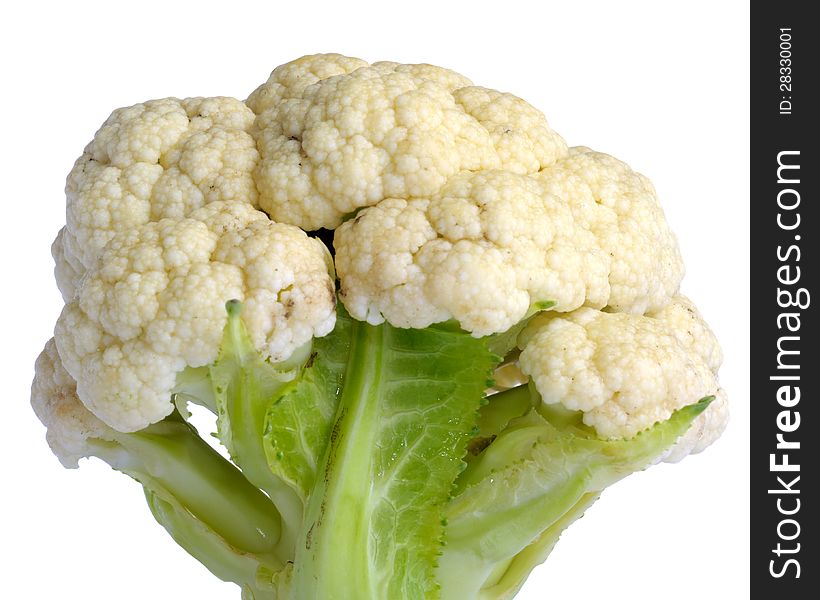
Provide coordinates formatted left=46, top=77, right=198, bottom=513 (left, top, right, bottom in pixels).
left=519, top=295, right=728, bottom=454
left=55, top=200, right=335, bottom=432
left=54, top=97, right=260, bottom=300
left=32, top=54, right=728, bottom=600
left=32, top=338, right=112, bottom=469
left=334, top=147, right=683, bottom=334
left=247, top=54, right=566, bottom=230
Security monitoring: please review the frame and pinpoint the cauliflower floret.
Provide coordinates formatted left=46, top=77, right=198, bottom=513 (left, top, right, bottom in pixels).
left=246, top=53, right=370, bottom=114
left=535, top=147, right=683, bottom=314
left=53, top=55, right=568, bottom=299
left=517, top=295, right=727, bottom=458
left=52, top=228, right=86, bottom=302
left=54, top=201, right=336, bottom=432
left=31, top=339, right=115, bottom=468
left=53, top=97, right=259, bottom=300
left=249, top=54, right=567, bottom=230
left=335, top=149, right=683, bottom=335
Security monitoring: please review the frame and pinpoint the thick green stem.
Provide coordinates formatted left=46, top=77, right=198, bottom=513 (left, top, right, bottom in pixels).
left=439, top=399, right=711, bottom=599
left=145, top=489, right=278, bottom=597
left=476, top=384, right=533, bottom=438
left=86, top=411, right=284, bottom=596
left=477, top=492, right=600, bottom=599
left=289, top=316, right=496, bottom=599
left=96, top=413, right=283, bottom=557
left=292, top=319, right=382, bottom=598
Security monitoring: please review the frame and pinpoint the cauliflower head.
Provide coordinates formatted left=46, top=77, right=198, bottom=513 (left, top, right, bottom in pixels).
left=34, top=54, right=729, bottom=600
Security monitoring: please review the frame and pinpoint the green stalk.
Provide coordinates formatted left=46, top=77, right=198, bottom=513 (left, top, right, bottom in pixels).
left=94, top=412, right=282, bottom=557
left=84, top=411, right=284, bottom=596
left=145, top=490, right=277, bottom=597
left=439, top=398, right=712, bottom=599
left=210, top=300, right=307, bottom=559
left=475, top=384, right=534, bottom=438
left=477, top=492, right=600, bottom=599
left=292, top=319, right=382, bottom=598
left=289, top=316, right=497, bottom=599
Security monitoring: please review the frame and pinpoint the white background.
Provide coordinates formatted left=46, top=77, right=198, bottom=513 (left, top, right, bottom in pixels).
left=1, top=1, right=749, bottom=598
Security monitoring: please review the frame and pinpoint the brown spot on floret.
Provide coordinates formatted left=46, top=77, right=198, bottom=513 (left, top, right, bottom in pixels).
left=283, top=298, right=296, bottom=319
left=327, top=281, right=337, bottom=306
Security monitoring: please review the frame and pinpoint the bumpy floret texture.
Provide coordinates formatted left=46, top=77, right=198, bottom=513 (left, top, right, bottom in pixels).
left=518, top=295, right=728, bottom=453
left=31, top=339, right=113, bottom=468
left=54, top=97, right=260, bottom=300
left=247, top=54, right=567, bottom=230
left=334, top=147, right=683, bottom=335
left=55, top=201, right=336, bottom=431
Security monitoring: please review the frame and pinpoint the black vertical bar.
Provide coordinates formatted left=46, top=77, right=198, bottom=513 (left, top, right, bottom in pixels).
left=751, top=3, right=816, bottom=598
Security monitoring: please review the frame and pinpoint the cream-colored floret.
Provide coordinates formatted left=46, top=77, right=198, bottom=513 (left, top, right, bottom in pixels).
left=246, top=53, right=370, bottom=114
left=335, top=148, right=683, bottom=335
left=249, top=54, right=567, bottom=230
left=54, top=201, right=336, bottom=432
left=518, top=296, right=728, bottom=458
left=54, top=55, right=569, bottom=299
left=535, top=147, right=683, bottom=314
left=31, top=339, right=115, bottom=468
left=53, top=97, right=258, bottom=300
left=52, top=228, right=85, bottom=301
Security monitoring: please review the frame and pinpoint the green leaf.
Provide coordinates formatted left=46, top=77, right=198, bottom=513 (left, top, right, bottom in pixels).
left=438, top=396, right=713, bottom=599
left=172, top=366, right=216, bottom=414
left=263, top=309, right=355, bottom=502
left=291, top=313, right=498, bottom=599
